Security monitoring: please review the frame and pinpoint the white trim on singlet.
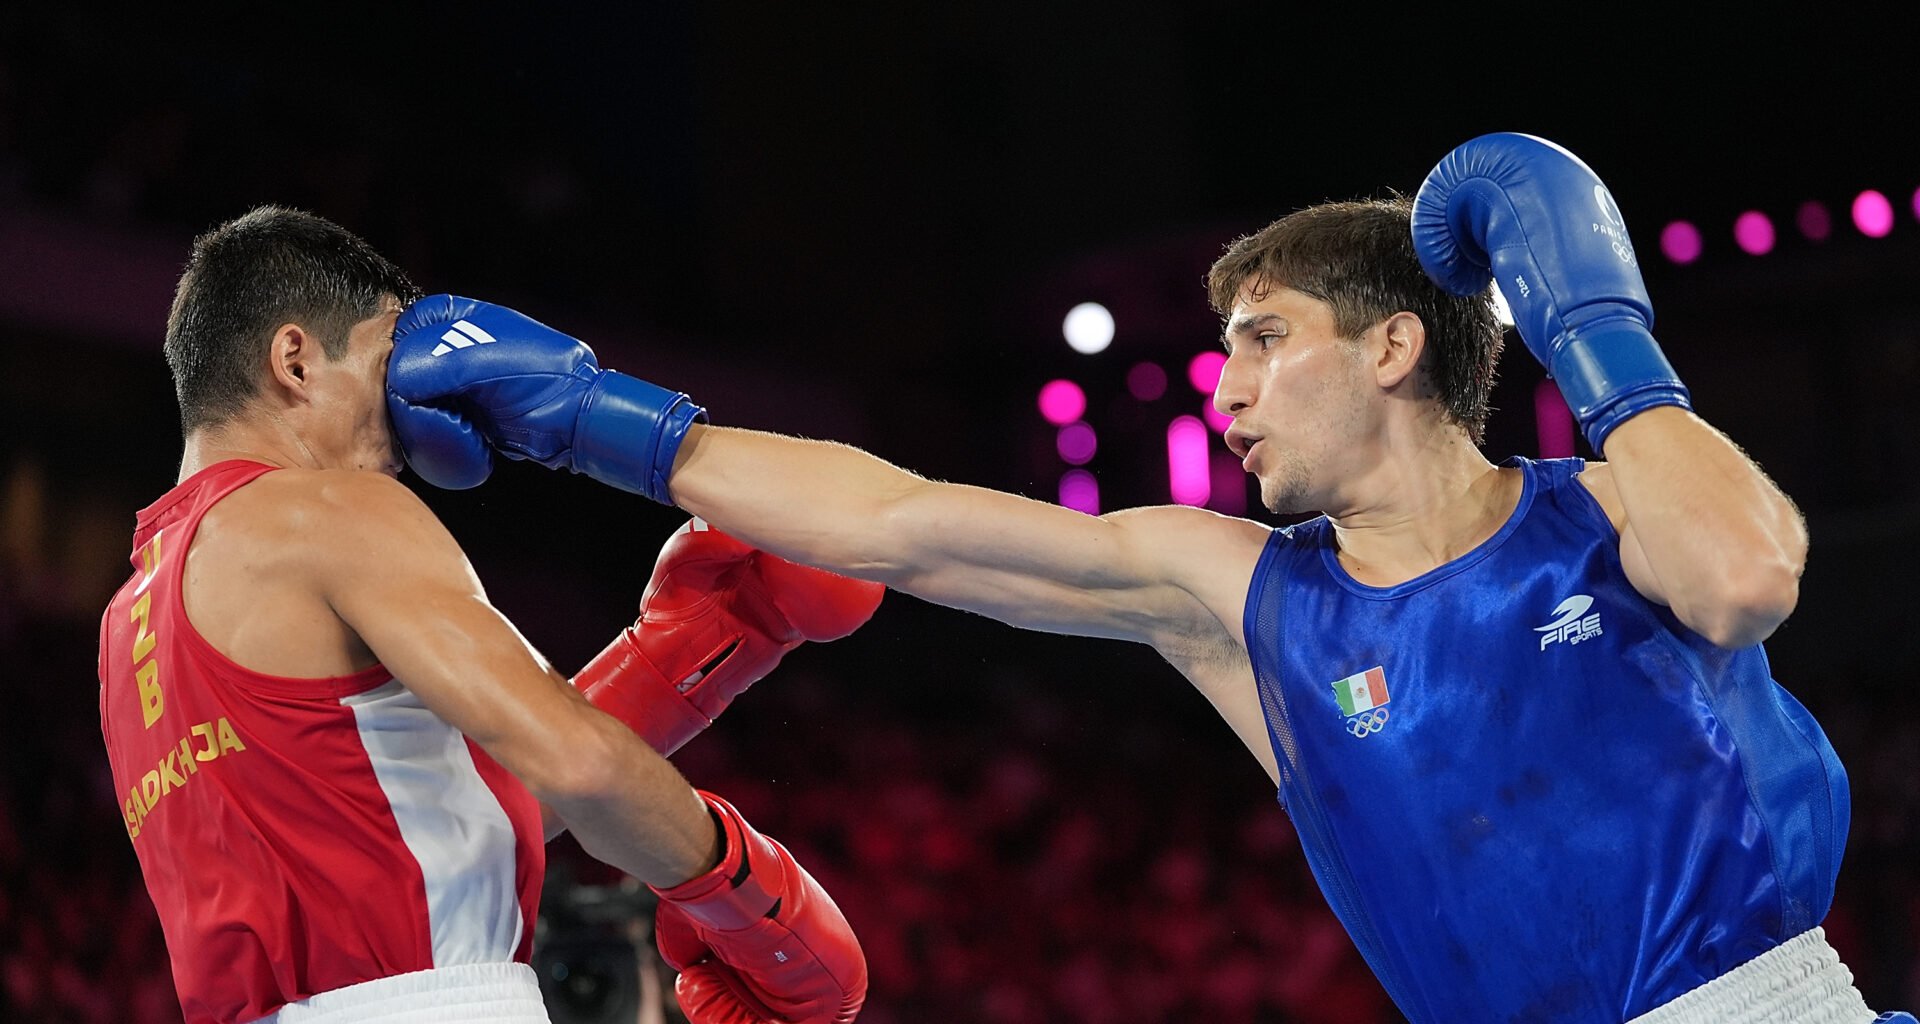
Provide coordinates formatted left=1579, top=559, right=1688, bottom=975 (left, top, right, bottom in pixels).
left=1628, top=928, right=1875, bottom=1024
left=341, top=680, right=526, bottom=966
left=252, top=962, right=549, bottom=1023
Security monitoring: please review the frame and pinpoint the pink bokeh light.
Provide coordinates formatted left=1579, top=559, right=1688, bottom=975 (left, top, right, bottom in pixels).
left=1058, top=469, right=1099, bottom=515
left=1796, top=200, right=1832, bottom=242
left=1534, top=379, right=1576, bottom=459
left=1127, top=361, right=1168, bottom=401
left=1660, top=221, right=1702, bottom=264
left=1913, top=186, right=1920, bottom=223
left=1201, top=398, right=1231, bottom=434
left=1853, top=190, right=1894, bottom=238
left=1167, top=416, right=1211, bottom=506
left=1056, top=421, right=1097, bottom=465
left=1733, top=211, right=1775, bottom=255
left=1037, top=379, right=1086, bottom=425
left=1187, top=351, right=1226, bottom=394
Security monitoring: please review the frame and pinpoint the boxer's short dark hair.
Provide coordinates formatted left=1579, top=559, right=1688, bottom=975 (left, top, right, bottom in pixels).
left=164, top=205, right=422, bottom=434
left=1207, top=195, right=1505, bottom=443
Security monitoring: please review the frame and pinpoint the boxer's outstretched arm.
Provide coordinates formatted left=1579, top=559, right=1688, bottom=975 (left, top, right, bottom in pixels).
left=385, top=296, right=1267, bottom=648
left=666, top=423, right=1266, bottom=647
left=303, top=470, right=719, bottom=887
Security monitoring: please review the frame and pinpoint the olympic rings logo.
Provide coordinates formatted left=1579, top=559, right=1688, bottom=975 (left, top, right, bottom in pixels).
left=1593, top=184, right=1640, bottom=268
left=1344, top=708, right=1390, bottom=737
left=1593, top=184, right=1626, bottom=230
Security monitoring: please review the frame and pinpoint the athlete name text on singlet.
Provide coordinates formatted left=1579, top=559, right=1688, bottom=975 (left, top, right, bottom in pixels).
left=99, top=461, right=545, bottom=1024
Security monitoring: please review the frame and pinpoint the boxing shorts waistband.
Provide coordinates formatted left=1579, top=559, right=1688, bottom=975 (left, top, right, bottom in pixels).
left=1629, top=928, right=1874, bottom=1024
left=252, top=962, right=549, bottom=1024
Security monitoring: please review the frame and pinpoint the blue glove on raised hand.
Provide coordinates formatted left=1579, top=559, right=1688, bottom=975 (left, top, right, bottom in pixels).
left=1411, top=132, right=1691, bottom=452
left=385, top=295, right=705, bottom=499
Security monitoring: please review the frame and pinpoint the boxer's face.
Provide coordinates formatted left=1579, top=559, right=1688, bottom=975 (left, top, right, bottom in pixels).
left=310, top=296, right=405, bottom=476
left=1215, top=283, right=1376, bottom=515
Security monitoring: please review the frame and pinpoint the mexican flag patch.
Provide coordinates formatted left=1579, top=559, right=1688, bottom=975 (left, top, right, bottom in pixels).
left=1332, top=666, right=1389, bottom=717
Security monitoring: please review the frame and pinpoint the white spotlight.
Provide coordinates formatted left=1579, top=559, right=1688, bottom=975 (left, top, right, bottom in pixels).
left=1062, top=302, right=1115, bottom=354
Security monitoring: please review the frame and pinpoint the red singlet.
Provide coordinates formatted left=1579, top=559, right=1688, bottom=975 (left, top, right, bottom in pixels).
left=98, top=461, right=544, bottom=1024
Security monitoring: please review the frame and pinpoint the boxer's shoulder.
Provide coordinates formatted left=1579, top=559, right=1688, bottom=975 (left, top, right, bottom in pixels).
left=220, top=467, right=418, bottom=524
left=202, top=469, right=436, bottom=573
left=180, top=470, right=416, bottom=674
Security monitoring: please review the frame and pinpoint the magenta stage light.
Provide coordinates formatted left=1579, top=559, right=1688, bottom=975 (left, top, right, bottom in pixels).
left=1733, top=211, right=1775, bottom=255
left=1202, top=397, right=1231, bottom=434
left=1912, top=186, right=1920, bottom=223
left=1167, top=416, right=1211, bottom=506
left=1535, top=379, right=1576, bottom=459
left=1187, top=351, right=1226, bottom=394
left=1056, top=421, right=1097, bottom=465
left=1853, top=190, right=1894, bottom=238
left=1059, top=469, right=1100, bottom=515
left=1127, top=361, right=1168, bottom=401
left=1660, top=221, right=1703, bottom=264
left=1037, top=379, right=1086, bottom=425
left=1796, top=200, right=1832, bottom=241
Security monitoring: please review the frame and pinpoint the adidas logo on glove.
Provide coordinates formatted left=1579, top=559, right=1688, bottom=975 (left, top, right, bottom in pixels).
left=428, top=319, right=498, bottom=357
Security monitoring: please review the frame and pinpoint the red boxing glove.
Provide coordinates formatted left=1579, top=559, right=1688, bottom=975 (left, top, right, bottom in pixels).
left=652, top=792, right=867, bottom=1024
left=572, top=518, right=883, bottom=755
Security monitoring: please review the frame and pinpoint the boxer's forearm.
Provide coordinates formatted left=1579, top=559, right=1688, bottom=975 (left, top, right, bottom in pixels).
left=665, top=424, right=1214, bottom=646
left=1604, top=406, right=1807, bottom=647
left=538, top=721, right=722, bottom=888
left=666, top=424, right=925, bottom=577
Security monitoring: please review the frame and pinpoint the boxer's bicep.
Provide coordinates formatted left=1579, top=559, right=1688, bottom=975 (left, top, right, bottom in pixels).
left=304, top=473, right=589, bottom=767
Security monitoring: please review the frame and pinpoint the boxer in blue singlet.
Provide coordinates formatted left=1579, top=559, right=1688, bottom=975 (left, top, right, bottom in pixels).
left=387, top=134, right=1912, bottom=1022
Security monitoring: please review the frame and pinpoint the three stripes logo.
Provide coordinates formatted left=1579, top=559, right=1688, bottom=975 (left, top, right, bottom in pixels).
left=428, top=319, right=500, bottom=357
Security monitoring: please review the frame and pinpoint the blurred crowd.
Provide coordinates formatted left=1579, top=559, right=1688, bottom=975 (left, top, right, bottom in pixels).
left=632, top=685, right=1398, bottom=1024
left=2, top=450, right=1916, bottom=1023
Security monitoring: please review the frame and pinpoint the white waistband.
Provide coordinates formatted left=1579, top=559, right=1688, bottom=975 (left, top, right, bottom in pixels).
left=1629, top=928, right=1874, bottom=1024
left=252, top=962, right=550, bottom=1024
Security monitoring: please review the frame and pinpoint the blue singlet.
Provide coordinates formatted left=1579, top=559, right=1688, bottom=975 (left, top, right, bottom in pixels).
left=1243, top=456, right=1850, bottom=1023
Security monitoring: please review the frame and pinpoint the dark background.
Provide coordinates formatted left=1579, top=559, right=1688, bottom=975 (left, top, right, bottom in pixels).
left=2, top=4, right=1918, bottom=1022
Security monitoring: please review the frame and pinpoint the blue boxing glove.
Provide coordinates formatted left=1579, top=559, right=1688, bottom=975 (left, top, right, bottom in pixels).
left=1411, top=132, right=1691, bottom=452
left=385, top=295, right=706, bottom=500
